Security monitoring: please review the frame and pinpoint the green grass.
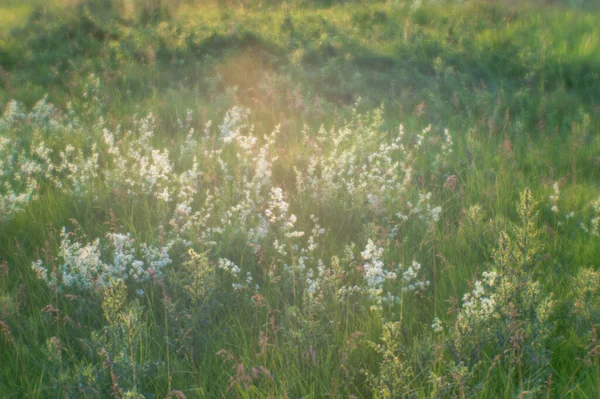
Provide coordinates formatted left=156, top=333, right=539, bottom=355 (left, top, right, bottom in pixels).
left=1, top=0, right=600, bottom=397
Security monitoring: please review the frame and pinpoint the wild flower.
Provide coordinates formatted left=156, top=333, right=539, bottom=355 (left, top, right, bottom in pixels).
left=360, top=240, right=428, bottom=307
left=590, top=197, right=600, bottom=236
left=265, top=187, right=289, bottom=224
left=442, top=128, right=453, bottom=154
left=434, top=128, right=454, bottom=168
left=549, top=182, right=560, bottom=213
left=406, top=192, right=442, bottom=225
left=293, top=107, right=431, bottom=213
left=452, top=189, right=554, bottom=374
left=219, top=106, right=250, bottom=142
left=402, top=260, right=430, bottom=292
left=57, top=144, right=101, bottom=198
left=0, top=100, right=25, bottom=127
left=431, top=317, right=444, bottom=333
left=1, top=90, right=470, bottom=396
left=32, top=228, right=171, bottom=293
left=102, top=118, right=175, bottom=203
left=360, top=239, right=386, bottom=289
left=218, top=258, right=241, bottom=276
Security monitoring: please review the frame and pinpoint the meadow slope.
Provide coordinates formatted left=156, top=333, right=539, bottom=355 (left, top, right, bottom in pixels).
left=1, top=0, right=600, bottom=397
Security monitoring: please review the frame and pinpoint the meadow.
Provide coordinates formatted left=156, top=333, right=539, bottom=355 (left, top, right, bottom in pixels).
left=0, top=0, right=600, bottom=397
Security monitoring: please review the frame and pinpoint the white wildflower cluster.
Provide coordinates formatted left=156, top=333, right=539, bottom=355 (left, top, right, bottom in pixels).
left=304, top=259, right=331, bottom=306
left=415, top=124, right=430, bottom=148
left=579, top=197, right=600, bottom=235
left=359, top=240, right=429, bottom=307
left=433, top=128, right=454, bottom=168
left=0, top=100, right=103, bottom=222
left=456, top=271, right=498, bottom=333
left=294, top=108, right=416, bottom=208
left=177, top=109, right=198, bottom=161
left=218, top=258, right=241, bottom=275
left=442, top=128, right=453, bottom=154
left=549, top=182, right=560, bottom=214
left=265, top=187, right=290, bottom=224
left=589, top=197, right=600, bottom=236
left=546, top=181, right=580, bottom=228
left=32, top=228, right=171, bottom=293
left=6, top=88, right=449, bottom=323
left=360, top=240, right=389, bottom=289
left=337, top=285, right=364, bottom=301
left=172, top=112, right=282, bottom=247
left=219, top=106, right=250, bottom=143
left=431, top=317, right=444, bottom=333
left=218, top=258, right=257, bottom=292
left=306, top=215, right=325, bottom=252
left=271, top=214, right=328, bottom=294
left=402, top=260, right=430, bottom=292
left=0, top=175, right=39, bottom=223
left=55, top=144, right=101, bottom=198
left=103, top=114, right=175, bottom=202
left=0, top=95, right=83, bottom=133
left=301, top=255, right=367, bottom=319
left=0, top=100, right=26, bottom=129
left=404, top=192, right=442, bottom=225
left=453, top=193, right=555, bottom=362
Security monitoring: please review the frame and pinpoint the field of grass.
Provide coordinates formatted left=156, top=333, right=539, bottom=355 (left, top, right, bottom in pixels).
left=1, top=0, right=600, bottom=397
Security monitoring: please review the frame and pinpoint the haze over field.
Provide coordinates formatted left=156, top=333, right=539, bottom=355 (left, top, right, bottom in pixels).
left=1, top=0, right=600, bottom=397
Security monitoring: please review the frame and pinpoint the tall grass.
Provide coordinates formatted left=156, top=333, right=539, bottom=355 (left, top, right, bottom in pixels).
left=0, top=0, right=599, bottom=397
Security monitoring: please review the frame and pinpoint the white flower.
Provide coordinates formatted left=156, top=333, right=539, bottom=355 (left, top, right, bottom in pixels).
left=431, top=317, right=444, bottom=333
left=218, top=258, right=241, bottom=275
left=219, top=106, right=250, bottom=142
left=33, top=228, right=171, bottom=292
left=549, top=182, right=560, bottom=213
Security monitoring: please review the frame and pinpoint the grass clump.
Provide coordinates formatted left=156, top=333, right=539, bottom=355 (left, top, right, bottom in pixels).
left=0, top=0, right=600, bottom=397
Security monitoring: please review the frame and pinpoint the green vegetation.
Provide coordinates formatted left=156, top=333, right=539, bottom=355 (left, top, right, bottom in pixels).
left=1, top=0, right=599, bottom=397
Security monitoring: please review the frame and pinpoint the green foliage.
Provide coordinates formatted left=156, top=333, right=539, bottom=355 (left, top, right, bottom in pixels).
left=0, top=0, right=600, bottom=397
left=452, top=190, right=555, bottom=392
